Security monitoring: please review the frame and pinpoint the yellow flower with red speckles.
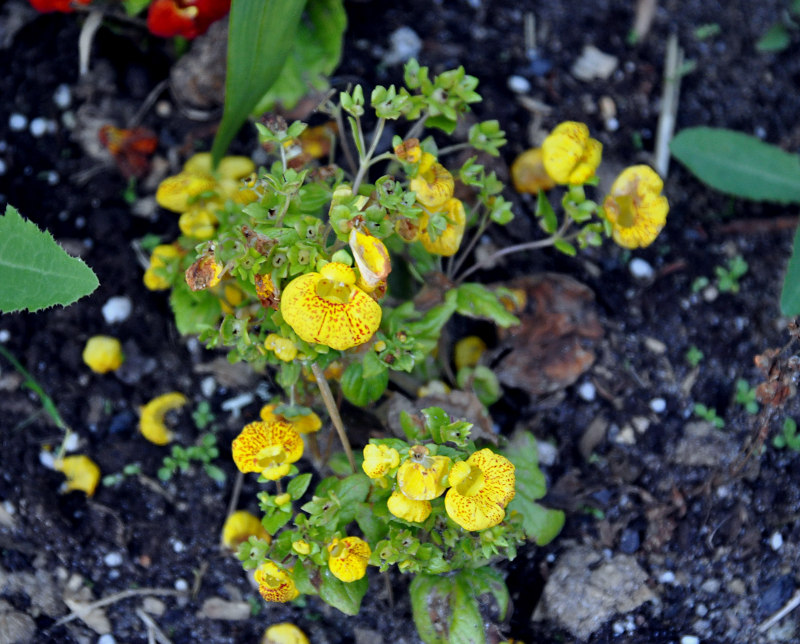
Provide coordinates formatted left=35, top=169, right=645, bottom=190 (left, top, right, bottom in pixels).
left=255, top=561, right=299, bottom=603
left=419, top=198, right=466, bottom=257
left=387, top=489, right=431, bottom=523
left=396, top=445, right=451, bottom=501
left=410, top=153, right=454, bottom=208
left=445, top=448, right=515, bottom=531
left=232, top=420, right=303, bottom=480
left=602, top=165, right=669, bottom=249
left=327, top=536, right=371, bottom=582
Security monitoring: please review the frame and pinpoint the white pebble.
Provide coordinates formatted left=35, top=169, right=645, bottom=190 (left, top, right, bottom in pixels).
left=578, top=381, right=596, bottom=401
left=649, top=398, right=666, bottom=413
left=103, top=552, right=123, bottom=567
left=680, top=637, right=700, bottom=644
left=97, top=635, right=116, bottom=644
left=9, top=114, right=28, bottom=131
left=53, top=84, right=72, bottom=109
left=382, top=27, right=422, bottom=66
left=605, top=117, right=620, bottom=132
left=45, top=171, right=59, bottom=185
left=629, top=258, right=654, bottom=280
left=221, top=393, right=255, bottom=418
left=0, top=329, right=9, bottom=342
left=507, top=75, right=531, bottom=94
left=39, top=451, right=56, bottom=469
left=174, top=579, right=189, bottom=591
left=769, top=531, right=783, bottom=551
left=29, top=118, right=49, bottom=138
left=3, top=501, right=15, bottom=515
left=102, top=296, right=132, bottom=324
left=172, top=540, right=185, bottom=553
left=536, top=440, right=558, bottom=466
left=63, top=433, right=80, bottom=452
left=659, top=571, right=676, bottom=584
left=200, top=376, right=216, bottom=398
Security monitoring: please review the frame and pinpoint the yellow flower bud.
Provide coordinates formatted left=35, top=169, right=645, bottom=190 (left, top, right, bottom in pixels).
left=262, top=623, right=310, bottom=644
left=541, top=121, right=602, bottom=185
left=387, top=490, right=431, bottom=523
left=454, top=336, right=487, bottom=371
left=82, top=336, right=124, bottom=374
left=221, top=510, right=271, bottom=550
left=274, top=493, right=291, bottom=506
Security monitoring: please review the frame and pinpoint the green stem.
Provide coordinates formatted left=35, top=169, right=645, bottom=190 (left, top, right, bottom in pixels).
left=352, top=117, right=387, bottom=193
left=311, top=362, right=356, bottom=473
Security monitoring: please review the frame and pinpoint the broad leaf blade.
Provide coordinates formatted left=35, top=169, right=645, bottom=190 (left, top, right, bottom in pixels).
left=211, top=0, right=306, bottom=165
left=0, top=205, right=98, bottom=313
left=781, top=224, right=800, bottom=315
left=670, top=127, right=800, bottom=203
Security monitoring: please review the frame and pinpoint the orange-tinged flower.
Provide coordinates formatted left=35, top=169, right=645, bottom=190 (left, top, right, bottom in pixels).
left=144, top=244, right=181, bottom=291
left=255, top=561, right=299, bottom=603
left=511, top=147, right=557, bottom=194
left=419, top=198, right=466, bottom=256
left=349, top=228, right=391, bottom=290
left=280, top=262, right=382, bottom=351
left=541, top=121, right=602, bottom=185
left=327, top=536, right=371, bottom=582
left=262, top=622, right=310, bottom=644
left=139, top=392, right=187, bottom=445
left=387, top=489, right=431, bottom=523
left=445, top=449, right=515, bottom=531
left=255, top=273, right=278, bottom=309
left=54, top=455, right=100, bottom=496
left=362, top=444, right=400, bottom=479
left=221, top=510, right=271, bottom=550
left=82, top=336, right=124, bottom=374
left=185, top=252, right=223, bottom=291
left=396, top=445, right=451, bottom=501
left=603, top=165, right=669, bottom=249
left=410, top=153, right=454, bottom=208
left=232, top=420, right=303, bottom=480
left=394, top=138, right=422, bottom=164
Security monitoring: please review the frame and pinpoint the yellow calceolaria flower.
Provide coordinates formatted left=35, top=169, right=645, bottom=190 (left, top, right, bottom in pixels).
left=262, top=623, right=310, bottom=644
left=54, top=455, right=100, bottom=496
left=292, top=540, right=312, bottom=555
left=255, top=561, right=299, bottom=603
left=139, top=392, right=187, bottom=445
left=349, top=228, right=391, bottom=290
left=178, top=206, right=218, bottom=240
left=361, top=444, right=400, bottom=479
left=396, top=445, right=452, bottom=501
left=221, top=510, right=271, bottom=550
left=511, top=147, right=557, bottom=194
left=280, top=262, right=382, bottom=351
left=454, top=335, right=487, bottom=371
left=541, top=121, right=602, bottom=185
left=143, top=244, right=181, bottom=291
left=445, top=448, right=516, bottom=531
left=387, top=489, right=432, bottom=523
left=274, top=493, right=292, bottom=507
left=327, top=536, right=371, bottom=582
left=410, top=152, right=455, bottom=208
left=602, top=164, right=669, bottom=249
left=419, top=198, right=466, bottom=257
left=260, top=404, right=322, bottom=434
left=82, top=335, right=124, bottom=374
left=265, top=334, right=298, bottom=362
left=232, top=420, right=303, bottom=480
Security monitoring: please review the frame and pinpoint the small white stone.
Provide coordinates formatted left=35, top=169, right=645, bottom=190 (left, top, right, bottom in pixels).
left=200, top=376, right=216, bottom=398
left=172, top=540, right=185, bottom=553
left=680, top=636, right=700, bottom=644
left=578, top=381, right=596, bottom=402
left=605, top=117, right=620, bottom=132
left=695, top=603, right=708, bottom=617
left=3, top=501, right=15, bottom=515
left=629, top=258, right=654, bottom=280
left=102, top=296, right=132, bottom=324
left=0, top=329, right=9, bottom=342
left=46, top=171, right=59, bottom=185
left=29, top=118, right=49, bottom=138
left=769, top=531, right=783, bottom=551
left=39, top=451, right=56, bottom=469
left=9, top=114, right=28, bottom=131
left=103, top=552, right=123, bottom=567
left=174, top=579, right=189, bottom=591
left=221, top=393, right=255, bottom=419
left=612, top=622, right=625, bottom=636
left=615, top=425, right=636, bottom=445
left=97, top=635, right=116, bottom=644
left=659, top=571, right=676, bottom=584
left=649, top=398, right=666, bottom=413
left=53, top=84, right=72, bottom=109
left=536, top=440, right=558, bottom=466
left=507, top=75, right=531, bottom=94
left=155, top=100, right=172, bottom=118
left=382, top=27, right=422, bottom=66
left=63, top=433, right=80, bottom=452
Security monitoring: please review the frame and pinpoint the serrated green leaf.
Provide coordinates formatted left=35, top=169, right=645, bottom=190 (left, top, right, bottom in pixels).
left=341, top=362, right=388, bottom=406
left=536, top=190, right=558, bottom=233
left=211, top=0, right=306, bottom=164
left=455, top=283, right=520, bottom=328
left=0, top=205, right=98, bottom=313
left=670, top=127, right=800, bottom=203
left=262, top=507, right=292, bottom=535
left=169, top=284, right=222, bottom=335
left=287, top=472, right=312, bottom=499
left=319, top=567, right=368, bottom=615
left=781, top=224, right=800, bottom=315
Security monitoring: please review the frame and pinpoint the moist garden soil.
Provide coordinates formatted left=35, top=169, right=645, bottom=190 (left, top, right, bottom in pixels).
left=2, top=0, right=800, bottom=642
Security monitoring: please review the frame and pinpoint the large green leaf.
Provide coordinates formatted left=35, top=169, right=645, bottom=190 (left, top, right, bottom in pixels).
left=781, top=224, right=800, bottom=315
left=0, top=205, right=98, bottom=313
left=670, top=127, right=800, bottom=203
left=211, top=0, right=306, bottom=165
left=318, top=567, right=368, bottom=615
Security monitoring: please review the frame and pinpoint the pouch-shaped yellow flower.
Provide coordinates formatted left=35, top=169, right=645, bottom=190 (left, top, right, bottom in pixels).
left=396, top=446, right=451, bottom=501
left=232, top=420, right=303, bottom=480
left=265, top=334, right=298, bottom=362
left=179, top=206, right=218, bottom=240
left=262, top=623, right=310, bottom=644
left=82, top=335, right=124, bottom=374
left=602, top=164, right=669, bottom=249
left=143, top=244, right=181, bottom=291
left=410, top=152, right=455, bottom=208
left=280, top=262, right=382, bottom=351
left=362, top=443, right=400, bottom=479
left=255, top=561, right=299, bottom=603
left=221, top=510, right=271, bottom=550
left=454, top=335, right=487, bottom=371
left=349, top=228, right=391, bottom=290
left=139, top=392, right=187, bottom=445
left=511, top=147, right=557, bottom=194
left=156, top=172, right=216, bottom=213
left=419, top=197, right=466, bottom=256
left=54, top=455, right=100, bottom=496
left=541, top=121, right=602, bottom=185
left=387, top=489, right=432, bottom=523
left=327, top=536, right=371, bottom=582
left=445, top=448, right=515, bottom=531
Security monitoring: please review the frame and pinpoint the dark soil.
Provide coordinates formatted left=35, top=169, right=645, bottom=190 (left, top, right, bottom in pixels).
left=2, top=0, right=800, bottom=642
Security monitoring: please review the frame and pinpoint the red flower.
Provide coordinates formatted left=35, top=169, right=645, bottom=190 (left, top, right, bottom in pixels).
left=146, top=0, right=230, bottom=39
left=29, top=0, right=90, bottom=13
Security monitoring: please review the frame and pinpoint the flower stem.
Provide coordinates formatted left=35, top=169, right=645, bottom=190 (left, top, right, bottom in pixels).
left=311, top=362, right=356, bottom=473
left=352, top=117, right=387, bottom=193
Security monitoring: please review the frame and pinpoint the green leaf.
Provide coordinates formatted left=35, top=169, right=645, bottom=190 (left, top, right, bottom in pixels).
left=121, top=0, right=150, bottom=15
left=465, top=567, right=509, bottom=620
left=211, top=0, right=306, bottom=164
left=262, top=507, right=293, bottom=535
left=332, top=473, right=371, bottom=528
left=455, top=283, right=520, bottom=328
left=670, top=127, right=800, bottom=203
left=341, top=361, right=388, bottom=406
left=169, top=284, right=222, bottom=335
left=510, top=501, right=565, bottom=546
left=536, top=190, right=558, bottom=233
left=318, top=567, right=368, bottom=615
left=409, top=574, right=449, bottom=644
left=756, top=23, right=791, bottom=53
left=287, top=472, right=313, bottom=499
left=0, top=205, right=98, bottom=313
left=450, top=574, right=485, bottom=644
left=781, top=224, right=800, bottom=315
left=553, top=238, right=577, bottom=256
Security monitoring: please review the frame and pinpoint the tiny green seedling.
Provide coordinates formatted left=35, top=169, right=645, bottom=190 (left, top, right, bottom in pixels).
left=158, top=433, right=226, bottom=483
left=693, top=403, right=725, bottom=428
left=694, top=23, right=721, bottom=40
left=102, top=463, right=142, bottom=487
left=685, top=345, right=704, bottom=367
left=734, top=378, right=759, bottom=414
left=715, top=255, right=748, bottom=293
left=192, top=400, right=216, bottom=430
left=773, top=418, right=800, bottom=450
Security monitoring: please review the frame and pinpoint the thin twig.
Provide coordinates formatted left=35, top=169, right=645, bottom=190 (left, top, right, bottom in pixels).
left=758, top=589, right=800, bottom=633
left=78, top=9, right=103, bottom=77
left=311, top=362, right=356, bottom=473
left=654, top=33, right=683, bottom=177
left=136, top=608, right=174, bottom=644
left=53, top=588, right=186, bottom=628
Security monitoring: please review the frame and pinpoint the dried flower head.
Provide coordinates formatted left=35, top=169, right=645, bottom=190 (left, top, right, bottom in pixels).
left=262, top=622, right=310, bottom=644
left=54, top=455, right=100, bottom=496
left=327, top=536, right=371, bottom=582
left=221, top=510, right=271, bottom=550
left=511, top=147, right=557, bottom=194
left=139, top=392, right=187, bottom=445
left=396, top=445, right=452, bottom=501
left=541, top=121, right=602, bottom=185
left=445, top=448, right=515, bottom=531
left=280, top=262, right=382, bottom=351
left=82, top=336, right=124, bottom=374
left=394, top=138, right=422, bottom=163
left=419, top=197, right=466, bottom=257
left=185, top=252, right=223, bottom=291
left=255, top=561, right=299, bottom=603
left=602, top=165, right=669, bottom=249
left=232, top=420, right=303, bottom=480
left=410, top=153, right=455, bottom=208
left=361, top=443, right=400, bottom=479
left=387, top=489, right=432, bottom=523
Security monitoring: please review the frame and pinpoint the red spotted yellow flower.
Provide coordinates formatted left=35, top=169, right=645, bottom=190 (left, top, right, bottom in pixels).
left=349, top=228, right=391, bottom=291
left=541, top=121, right=602, bottom=185
left=419, top=198, right=466, bottom=257
left=602, top=165, right=669, bottom=249
left=259, top=404, right=322, bottom=434
left=232, top=420, right=303, bottom=480
left=410, top=153, right=454, bottom=208
left=327, top=536, right=371, bottom=582
left=262, top=622, right=310, bottom=644
left=387, top=489, right=431, bottom=523
left=362, top=444, right=400, bottom=479
left=280, top=262, right=381, bottom=351
left=511, top=147, right=557, bottom=194
left=396, top=445, right=452, bottom=501
left=82, top=336, right=124, bottom=374
left=143, top=244, right=181, bottom=291
left=54, top=455, right=100, bottom=496
left=445, top=449, right=515, bottom=531
left=221, top=510, right=271, bottom=550
left=139, top=392, right=187, bottom=445
left=255, top=561, right=299, bottom=603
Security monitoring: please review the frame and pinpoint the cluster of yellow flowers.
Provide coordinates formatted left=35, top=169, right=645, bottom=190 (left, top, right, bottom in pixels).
left=363, top=443, right=516, bottom=532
